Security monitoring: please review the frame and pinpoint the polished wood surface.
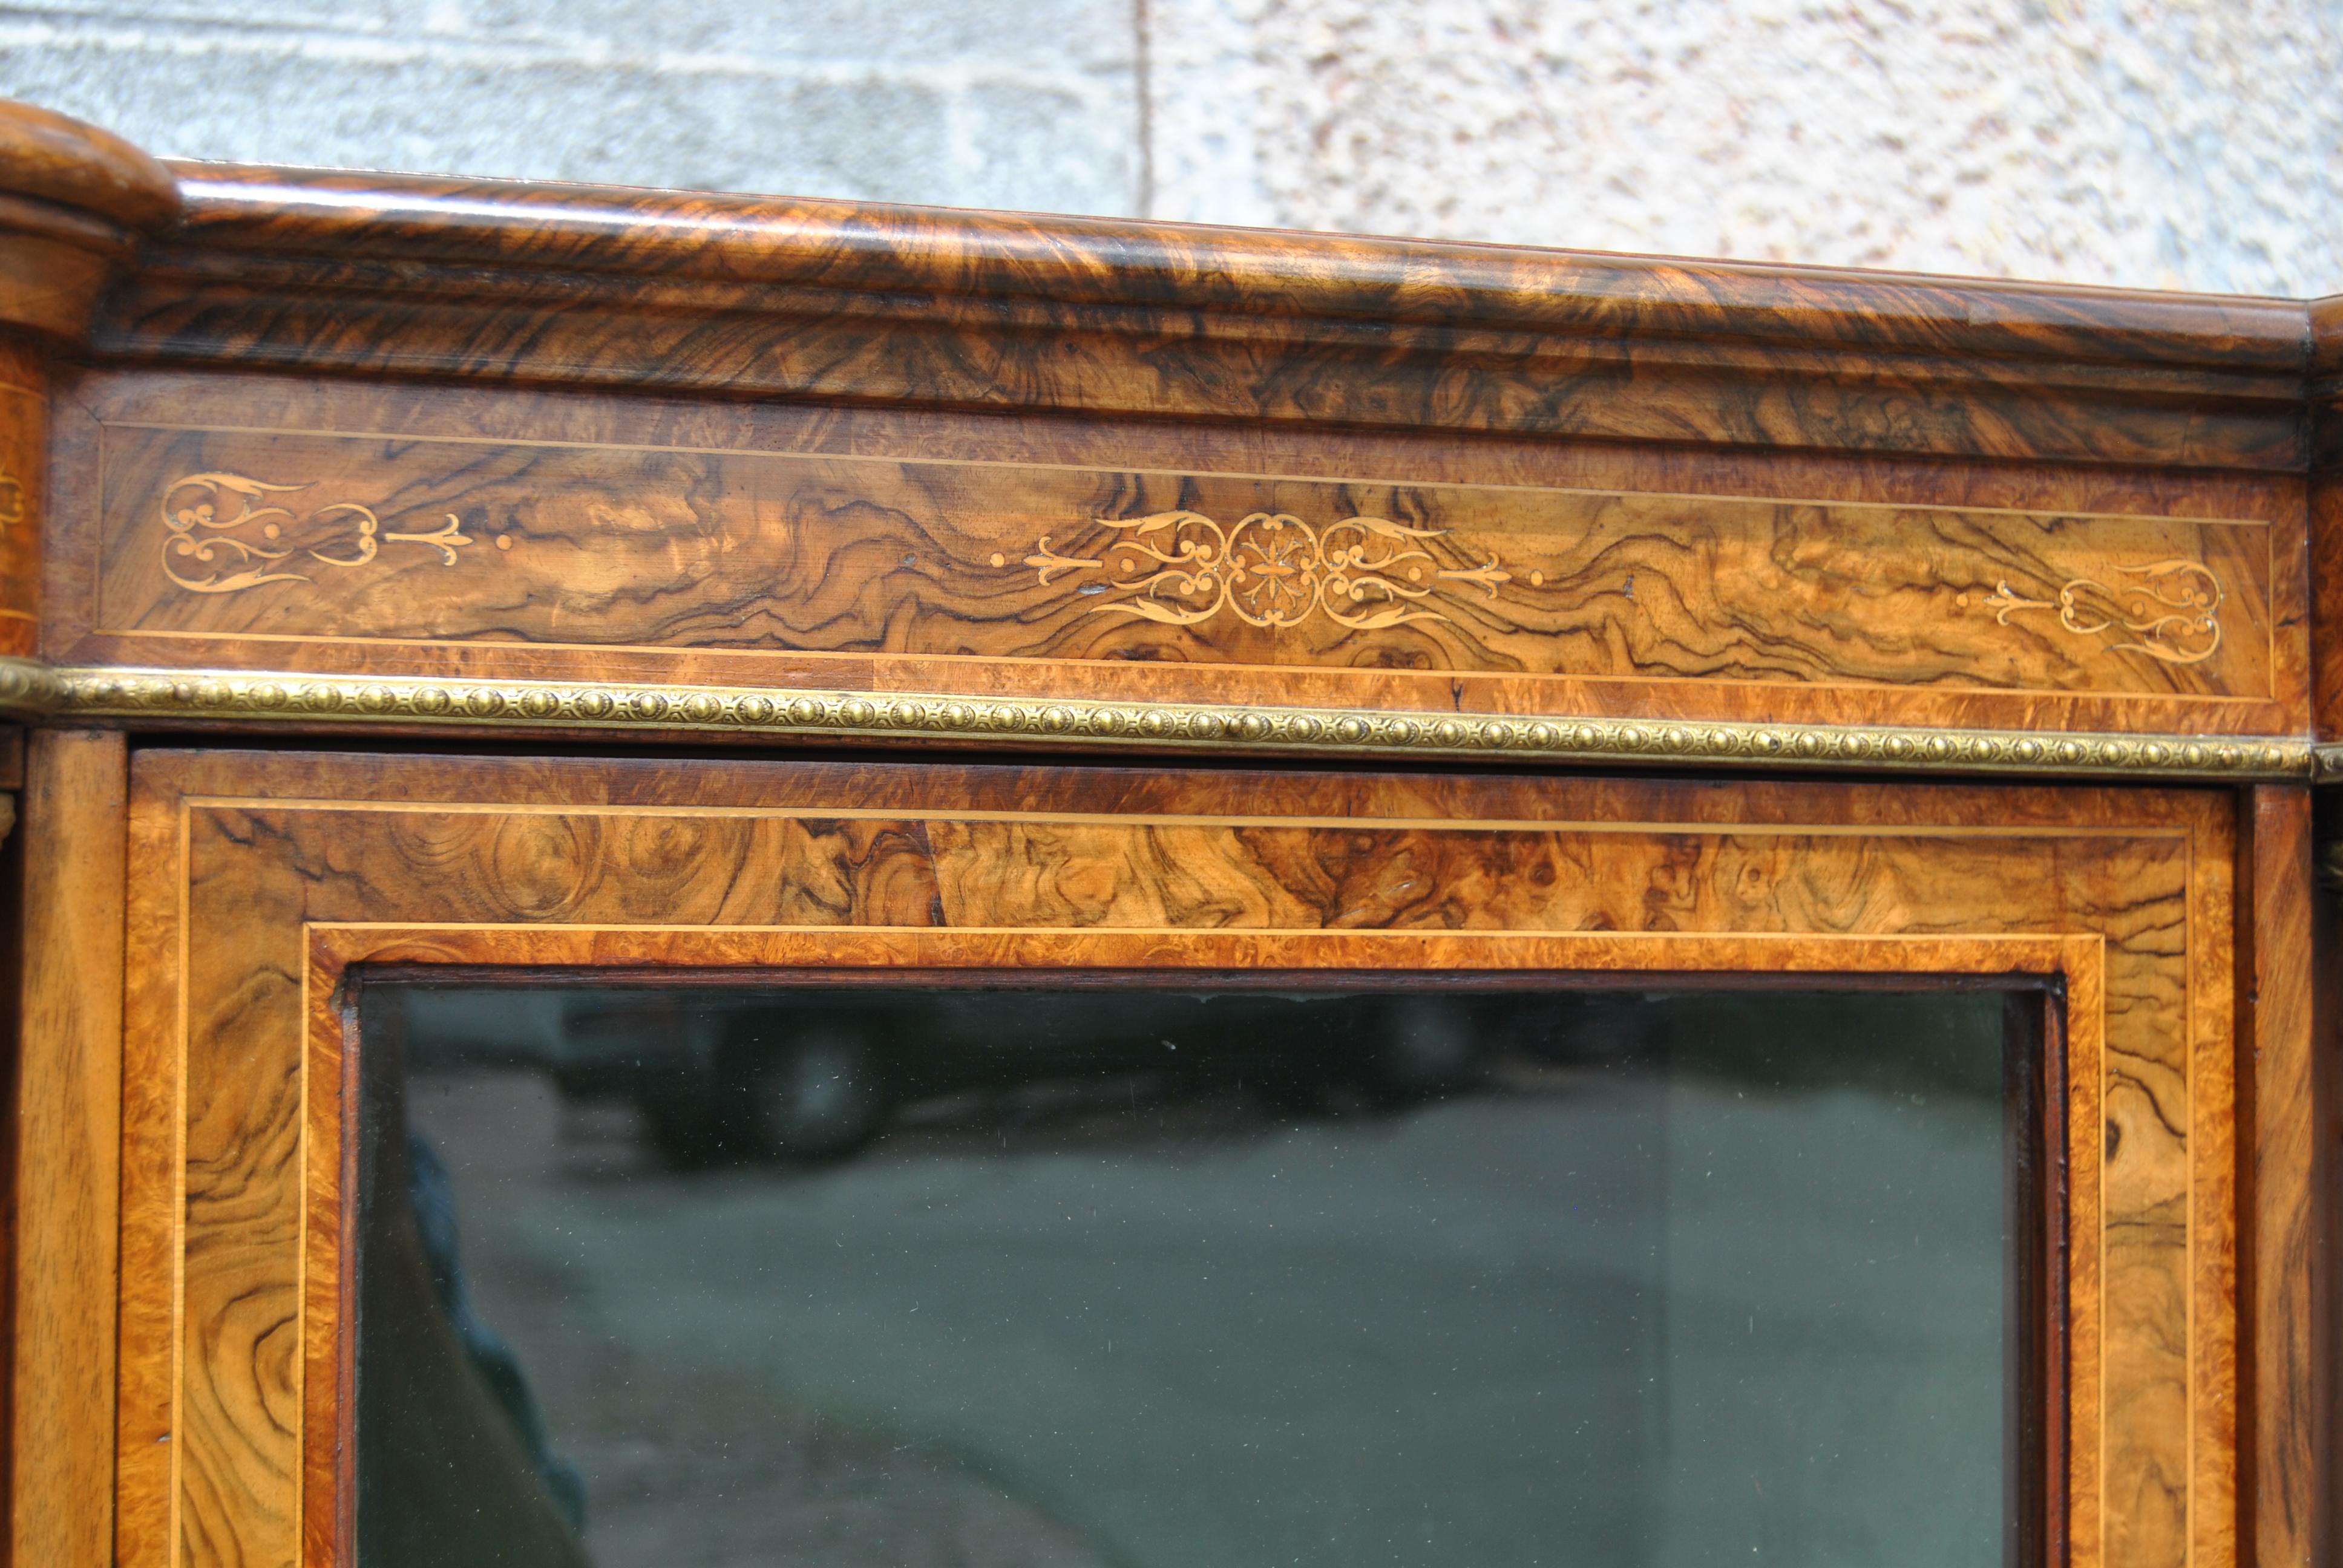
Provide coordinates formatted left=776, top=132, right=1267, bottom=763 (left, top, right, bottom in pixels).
left=103, top=163, right=2306, bottom=474
left=11, top=730, right=125, bottom=1568
left=116, top=750, right=2235, bottom=1568
left=0, top=334, right=39, bottom=661
left=2240, top=788, right=2330, bottom=1568
left=2306, top=298, right=2343, bottom=742
left=75, top=408, right=2278, bottom=699
left=0, top=100, right=175, bottom=344
left=0, top=99, right=178, bottom=667
left=0, top=102, right=174, bottom=238
left=40, top=368, right=2310, bottom=745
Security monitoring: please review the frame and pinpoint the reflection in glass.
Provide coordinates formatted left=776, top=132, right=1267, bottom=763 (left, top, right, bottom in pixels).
left=359, top=982, right=2034, bottom=1567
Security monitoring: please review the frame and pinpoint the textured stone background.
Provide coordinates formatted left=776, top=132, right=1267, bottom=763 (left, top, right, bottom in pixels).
left=1, top=0, right=2335, bottom=294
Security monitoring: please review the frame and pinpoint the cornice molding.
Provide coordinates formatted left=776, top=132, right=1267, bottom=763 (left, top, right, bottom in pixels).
left=0, top=100, right=178, bottom=344
left=0, top=659, right=2312, bottom=782
left=73, top=162, right=2305, bottom=471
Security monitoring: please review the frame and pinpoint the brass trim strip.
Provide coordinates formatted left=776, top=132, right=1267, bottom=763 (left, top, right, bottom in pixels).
left=0, top=657, right=2313, bottom=782
left=0, top=658, right=61, bottom=713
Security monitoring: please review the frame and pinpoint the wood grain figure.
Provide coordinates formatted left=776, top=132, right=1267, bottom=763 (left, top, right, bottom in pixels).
left=2240, top=788, right=2333, bottom=1568
left=81, top=426, right=2272, bottom=698
left=32, top=368, right=2308, bottom=747
left=12, top=731, right=126, bottom=1568
left=102, top=163, right=2310, bottom=475
left=112, top=751, right=2235, bottom=1568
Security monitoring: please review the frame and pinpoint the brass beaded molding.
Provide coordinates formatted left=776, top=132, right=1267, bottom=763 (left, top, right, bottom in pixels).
left=0, top=657, right=2315, bottom=781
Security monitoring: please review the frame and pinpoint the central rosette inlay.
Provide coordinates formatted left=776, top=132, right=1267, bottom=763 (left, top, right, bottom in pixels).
left=1024, top=510, right=1510, bottom=632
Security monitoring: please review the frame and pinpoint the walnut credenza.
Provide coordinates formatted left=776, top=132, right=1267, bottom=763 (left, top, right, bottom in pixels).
left=0, top=98, right=2332, bottom=1568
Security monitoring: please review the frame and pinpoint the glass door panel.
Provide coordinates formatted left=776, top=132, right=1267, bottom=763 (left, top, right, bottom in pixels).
left=358, top=981, right=2042, bottom=1568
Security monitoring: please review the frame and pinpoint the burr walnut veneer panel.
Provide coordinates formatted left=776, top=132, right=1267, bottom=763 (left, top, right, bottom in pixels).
left=119, top=750, right=2236, bottom=1568
left=111, top=163, right=2312, bottom=475
left=48, top=371, right=2309, bottom=741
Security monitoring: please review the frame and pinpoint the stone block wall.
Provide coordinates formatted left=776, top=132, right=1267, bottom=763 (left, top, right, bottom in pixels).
left=1, top=0, right=2335, bottom=293
left=0, top=0, right=1141, bottom=211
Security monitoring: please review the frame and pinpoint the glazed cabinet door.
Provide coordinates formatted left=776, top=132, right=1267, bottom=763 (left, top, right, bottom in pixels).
left=108, top=750, right=2241, bottom=1568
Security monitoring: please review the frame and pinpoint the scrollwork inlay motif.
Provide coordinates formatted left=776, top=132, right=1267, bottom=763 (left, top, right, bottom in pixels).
left=1981, top=560, right=2223, bottom=666
left=1028, top=511, right=1510, bottom=631
left=160, top=472, right=476, bottom=593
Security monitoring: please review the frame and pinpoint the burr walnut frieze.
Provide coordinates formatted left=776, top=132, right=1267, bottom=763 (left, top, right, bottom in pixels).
left=52, top=405, right=2287, bottom=737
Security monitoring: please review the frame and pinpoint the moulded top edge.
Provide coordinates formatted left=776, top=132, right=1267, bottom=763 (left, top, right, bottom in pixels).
left=146, top=161, right=2312, bottom=377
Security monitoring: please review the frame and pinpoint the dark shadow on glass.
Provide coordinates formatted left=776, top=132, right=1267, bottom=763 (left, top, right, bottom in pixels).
left=356, top=998, right=591, bottom=1568
left=356, top=977, right=2053, bottom=1568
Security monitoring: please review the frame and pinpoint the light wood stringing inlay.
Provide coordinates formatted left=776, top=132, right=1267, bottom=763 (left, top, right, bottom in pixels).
left=117, top=756, right=2234, bottom=1568
left=94, top=427, right=2272, bottom=702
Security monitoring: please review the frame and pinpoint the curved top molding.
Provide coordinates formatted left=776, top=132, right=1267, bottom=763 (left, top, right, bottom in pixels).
left=0, top=100, right=179, bottom=341
left=0, top=102, right=178, bottom=235
left=152, top=164, right=2298, bottom=368
left=0, top=97, right=2318, bottom=468
left=53, top=155, right=2308, bottom=470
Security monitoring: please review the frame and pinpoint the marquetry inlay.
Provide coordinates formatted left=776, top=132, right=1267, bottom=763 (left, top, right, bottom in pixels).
left=100, top=430, right=2270, bottom=708
left=1974, top=560, right=2224, bottom=667
left=160, top=472, right=476, bottom=594
left=1025, top=510, right=1512, bottom=632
